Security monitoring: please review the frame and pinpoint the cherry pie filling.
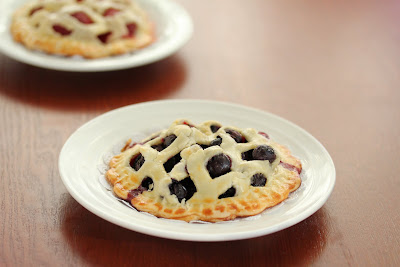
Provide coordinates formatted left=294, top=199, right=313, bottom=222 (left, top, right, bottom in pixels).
left=28, top=5, right=141, bottom=43
left=13, top=0, right=154, bottom=57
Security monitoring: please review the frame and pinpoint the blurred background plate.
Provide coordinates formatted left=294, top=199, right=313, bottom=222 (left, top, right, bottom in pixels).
left=0, top=0, right=193, bottom=71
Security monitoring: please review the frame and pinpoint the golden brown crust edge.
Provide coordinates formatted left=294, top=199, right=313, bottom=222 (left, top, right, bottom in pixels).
left=106, top=165, right=301, bottom=222
left=130, top=168, right=300, bottom=223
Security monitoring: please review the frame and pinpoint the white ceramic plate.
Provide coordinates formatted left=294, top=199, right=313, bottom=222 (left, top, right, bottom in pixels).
left=0, top=0, right=192, bottom=71
left=59, top=100, right=335, bottom=241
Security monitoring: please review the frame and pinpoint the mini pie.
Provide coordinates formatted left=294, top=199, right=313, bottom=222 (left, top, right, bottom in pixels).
left=106, top=119, right=302, bottom=222
left=11, top=0, right=155, bottom=58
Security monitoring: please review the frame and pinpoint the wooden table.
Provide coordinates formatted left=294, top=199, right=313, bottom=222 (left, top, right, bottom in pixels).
left=1, top=0, right=399, bottom=266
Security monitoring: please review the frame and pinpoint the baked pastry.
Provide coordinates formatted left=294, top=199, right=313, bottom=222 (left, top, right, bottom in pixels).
left=106, top=119, right=302, bottom=222
left=11, top=0, right=155, bottom=58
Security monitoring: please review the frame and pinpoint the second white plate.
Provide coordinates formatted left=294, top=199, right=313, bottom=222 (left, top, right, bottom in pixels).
left=0, top=0, right=193, bottom=71
left=59, top=100, right=336, bottom=241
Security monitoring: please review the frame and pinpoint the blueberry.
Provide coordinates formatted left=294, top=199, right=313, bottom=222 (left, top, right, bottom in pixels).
left=141, top=177, right=153, bottom=191
left=170, top=182, right=187, bottom=200
left=226, top=129, right=246, bottom=143
left=206, top=154, right=231, bottom=178
left=218, top=186, right=236, bottom=199
left=200, top=136, right=223, bottom=149
left=163, top=153, right=182, bottom=172
left=252, top=145, right=276, bottom=163
left=130, top=153, right=145, bottom=171
left=200, top=144, right=209, bottom=149
left=169, top=177, right=197, bottom=202
left=251, top=173, right=267, bottom=187
left=210, top=124, right=221, bottom=133
left=241, top=150, right=253, bottom=161
left=151, top=134, right=176, bottom=152
left=210, top=136, right=222, bottom=146
left=151, top=144, right=164, bottom=151
left=163, top=134, right=177, bottom=148
left=180, top=177, right=197, bottom=200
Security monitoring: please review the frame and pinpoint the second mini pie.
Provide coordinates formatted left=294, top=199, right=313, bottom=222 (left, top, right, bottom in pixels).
left=11, top=0, right=155, bottom=58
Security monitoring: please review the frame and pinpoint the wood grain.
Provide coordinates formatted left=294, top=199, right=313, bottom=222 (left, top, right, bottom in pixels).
left=1, top=0, right=400, bottom=266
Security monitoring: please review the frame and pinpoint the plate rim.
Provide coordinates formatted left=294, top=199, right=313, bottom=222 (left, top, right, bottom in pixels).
left=58, top=99, right=336, bottom=241
left=0, top=0, right=193, bottom=72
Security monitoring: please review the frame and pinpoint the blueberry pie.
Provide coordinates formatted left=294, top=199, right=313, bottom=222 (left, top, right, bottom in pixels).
left=11, top=0, right=154, bottom=58
left=106, top=119, right=302, bottom=222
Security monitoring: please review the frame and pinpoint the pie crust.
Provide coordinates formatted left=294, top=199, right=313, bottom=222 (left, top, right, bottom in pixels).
left=11, top=0, right=155, bottom=58
left=106, top=119, right=302, bottom=222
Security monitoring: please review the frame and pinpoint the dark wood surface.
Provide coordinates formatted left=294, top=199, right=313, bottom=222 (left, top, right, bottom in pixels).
left=1, top=0, right=399, bottom=266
